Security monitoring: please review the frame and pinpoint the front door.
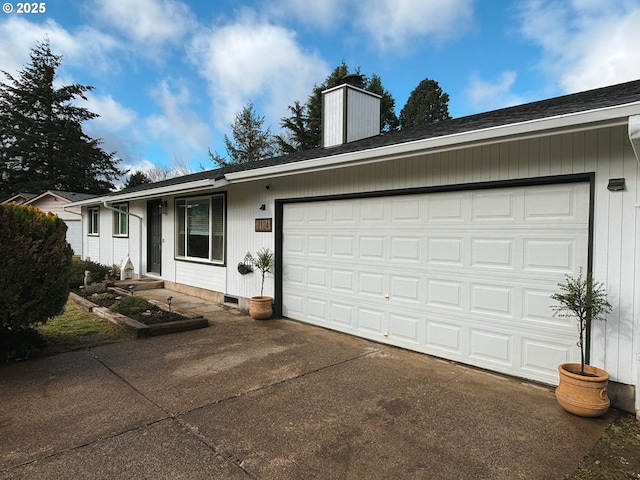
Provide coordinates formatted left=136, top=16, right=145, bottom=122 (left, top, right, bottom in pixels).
left=147, top=200, right=162, bottom=274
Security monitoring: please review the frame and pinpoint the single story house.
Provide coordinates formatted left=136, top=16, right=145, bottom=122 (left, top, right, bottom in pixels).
left=3, top=190, right=96, bottom=256
left=69, top=79, right=640, bottom=416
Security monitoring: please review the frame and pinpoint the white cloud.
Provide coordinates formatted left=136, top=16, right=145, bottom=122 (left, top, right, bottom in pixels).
left=518, top=0, right=640, bottom=93
left=88, top=0, right=196, bottom=46
left=189, top=17, right=328, bottom=131
left=85, top=94, right=138, bottom=132
left=355, top=0, right=474, bottom=50
left=146, top=79, right=212, bottom=157
left=82, top=93, right=145, bottom=165
left=0, top=16, right=122, bottom=79
left=465, top=71, right=524, bottom=112
left=267, top=0, right=345, bottom=29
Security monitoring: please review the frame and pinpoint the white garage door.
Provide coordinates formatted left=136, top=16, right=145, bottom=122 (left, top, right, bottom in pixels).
left=282, top=182, right=590, bottom=385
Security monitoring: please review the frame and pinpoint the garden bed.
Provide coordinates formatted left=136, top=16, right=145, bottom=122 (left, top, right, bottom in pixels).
left=69, top=289, right=208, bottom=338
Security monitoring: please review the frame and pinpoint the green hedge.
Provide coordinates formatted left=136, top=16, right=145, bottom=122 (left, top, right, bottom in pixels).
left=0, top=204, right=73, bottom=331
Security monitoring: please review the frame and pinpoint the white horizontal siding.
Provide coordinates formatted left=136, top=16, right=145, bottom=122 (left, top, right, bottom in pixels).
left=175, top=261, right=226, bottom=293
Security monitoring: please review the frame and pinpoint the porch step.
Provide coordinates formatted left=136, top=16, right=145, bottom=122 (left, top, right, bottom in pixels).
left=114, top=278, right=164, bottom=291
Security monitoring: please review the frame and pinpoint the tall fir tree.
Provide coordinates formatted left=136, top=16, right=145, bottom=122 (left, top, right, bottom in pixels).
left=277, top=62, right=399, bottom=153
left=399, top=78, right=451, bottom=129
left=0, top=39, right=123, bottom=199
left=209, top=102, right=277, bottom=167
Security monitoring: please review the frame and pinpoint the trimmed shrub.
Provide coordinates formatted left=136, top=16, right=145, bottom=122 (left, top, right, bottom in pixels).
left=70, top=258, right=112, bottom=288
left=109, top=296, right=157, bottom=316
left=0, top=204, right=73, bottom=332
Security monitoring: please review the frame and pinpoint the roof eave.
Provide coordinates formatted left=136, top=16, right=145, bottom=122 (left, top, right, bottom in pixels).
left=225, top=102, right=640, bottom=183
left=67, top=177, right=224, bottom=207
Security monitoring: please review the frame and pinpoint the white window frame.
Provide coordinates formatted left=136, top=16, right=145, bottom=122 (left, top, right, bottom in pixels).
left=175, top=194, right=225, bottom=264
left=88, top=207, right=99, bottom=236
left=112, top=203, right=129, bottom=237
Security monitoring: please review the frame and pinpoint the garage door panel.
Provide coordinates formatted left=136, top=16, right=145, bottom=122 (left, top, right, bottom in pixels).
left=307, top=298, right=328, bottom=322
left=359, top=236, right=386, bottom=260
left=282, top=182, right=590, bottom=385
left=331, top=269, right=354, bottom=291
left=389, top=313, right=421, bottom=345
left=427, top=237, right=464, bottom=265
left=428, top=195, right=464, bottom=222
left=358, top=308, right=384, bottom=334
left=390, top=275, right=421, bottom=303
left=470, top=283, right=514, bottom=317
left=358, top=271, right=385, bottom=296
left=470, top=328, right=513, bottom=366
left=332, top=236, right=355, bottom=257
left=390, top=237, right=421, bottom=263
left=521, top=338, right=573, bottom=376
left=307, top=267, right=327, bottom=288
left=523, top=184, right=586, bottom=222
left=471, top=238, right=514, bottom=269
left=472, top=191, right=516, bottom=221
left=524, top=238, right=586, bottom=272
left=426, top=320, right=463, bottom=354
left=426, top=279, right=463, bottom=310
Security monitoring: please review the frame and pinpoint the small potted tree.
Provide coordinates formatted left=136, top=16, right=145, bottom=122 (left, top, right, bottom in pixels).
left=551, top=268, right=612, bottom=417
left=249, top=248, right=274, bottom=320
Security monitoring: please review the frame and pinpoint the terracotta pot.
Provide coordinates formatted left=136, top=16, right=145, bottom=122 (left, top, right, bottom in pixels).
left=555, top=363, right=610, bottom=417
left=249, top=296, right=273, bottom=320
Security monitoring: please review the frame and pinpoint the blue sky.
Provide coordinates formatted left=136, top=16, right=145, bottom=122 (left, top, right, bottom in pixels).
left=2, top=0, right=640, bottom=177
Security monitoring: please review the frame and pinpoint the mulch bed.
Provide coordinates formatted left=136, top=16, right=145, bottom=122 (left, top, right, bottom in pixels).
left=72, top=289, right=189, bottom=325
left=130, top=309, right=188, bottom=325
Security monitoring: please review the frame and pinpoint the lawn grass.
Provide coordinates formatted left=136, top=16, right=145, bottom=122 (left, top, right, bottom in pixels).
left=37, top=300, right=135, bottom=355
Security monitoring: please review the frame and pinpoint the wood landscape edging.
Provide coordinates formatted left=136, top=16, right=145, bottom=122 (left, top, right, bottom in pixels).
left=68, top=292, right=209, bottom=338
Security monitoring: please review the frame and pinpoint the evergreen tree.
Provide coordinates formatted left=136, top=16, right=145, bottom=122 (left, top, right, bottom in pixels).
left=209, top=102, right=277, bottom=167
left=0, top=39, right=123, bottom=200
left=278, top=62, right=399, bottom=152
left=122, top=170, right=152, bottom=189
left=399, top=78, right=451, bottom=129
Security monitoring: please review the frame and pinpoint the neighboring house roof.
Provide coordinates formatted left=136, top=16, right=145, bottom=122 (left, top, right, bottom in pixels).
left=70, top=78, right=640, bottom=205
left=2, top=192, right=38, bottom=204
left=25, top=190, right=98, bottom=204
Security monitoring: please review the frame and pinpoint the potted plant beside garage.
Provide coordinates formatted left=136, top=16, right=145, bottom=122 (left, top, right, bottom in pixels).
left=249, top=248, right=274, bottom=320
left=550, top=268, right=612, bottom=417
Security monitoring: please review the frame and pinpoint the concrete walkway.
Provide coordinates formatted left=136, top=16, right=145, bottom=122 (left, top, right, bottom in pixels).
left=0, top=289, right=618, bottom=479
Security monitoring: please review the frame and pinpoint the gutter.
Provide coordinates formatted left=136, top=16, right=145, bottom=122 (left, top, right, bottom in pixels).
left=102, top=200, right=144, bottom=279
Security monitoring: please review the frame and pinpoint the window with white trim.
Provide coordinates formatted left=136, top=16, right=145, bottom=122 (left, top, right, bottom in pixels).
left=88, top=207, right=99, bottom=235
left=112, top=203, right=129, bottom=237
left=175, top=194, right=225, bottom=263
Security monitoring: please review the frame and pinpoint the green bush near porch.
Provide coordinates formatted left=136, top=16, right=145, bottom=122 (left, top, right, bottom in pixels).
left=109, top=295, right=157, bottom=316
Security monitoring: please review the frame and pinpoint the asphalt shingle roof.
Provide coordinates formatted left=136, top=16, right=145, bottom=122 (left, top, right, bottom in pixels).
left=116, top=78, right=640, bottom=196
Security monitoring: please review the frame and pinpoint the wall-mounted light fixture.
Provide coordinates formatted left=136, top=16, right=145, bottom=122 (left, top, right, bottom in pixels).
left=259, top=204, right=266, bottom=210
left=161, top=200, right=168, bottom=214
left=607, top=178, right=626, bottom=191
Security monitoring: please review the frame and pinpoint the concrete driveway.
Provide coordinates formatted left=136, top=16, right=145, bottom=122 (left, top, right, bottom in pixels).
left=0, top=298, right=616, bottom=479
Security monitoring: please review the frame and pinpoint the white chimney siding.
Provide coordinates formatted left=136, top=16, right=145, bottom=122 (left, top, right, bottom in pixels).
left=322, top=83, right=381, bottom=148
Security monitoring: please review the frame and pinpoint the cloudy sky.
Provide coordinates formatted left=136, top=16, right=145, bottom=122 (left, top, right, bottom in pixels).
left=2, top=0, right=640, bottom=176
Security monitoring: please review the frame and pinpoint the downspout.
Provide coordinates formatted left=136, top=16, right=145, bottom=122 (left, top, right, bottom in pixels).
left=628, top=115, right=640, bottom=418
left=103, top=200, right=144, bottom=279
